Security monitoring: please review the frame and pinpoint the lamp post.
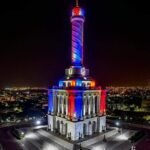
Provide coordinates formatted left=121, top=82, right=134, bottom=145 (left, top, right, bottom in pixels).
left=115, top=121, right=122, bottom=134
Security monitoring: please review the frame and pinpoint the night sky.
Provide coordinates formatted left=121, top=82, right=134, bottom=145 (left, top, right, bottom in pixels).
left=0, top=0, right=149, bottom=88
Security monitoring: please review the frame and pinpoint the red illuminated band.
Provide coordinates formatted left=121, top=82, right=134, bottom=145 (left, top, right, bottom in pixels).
left=100, top=90, right=106, bottom=115
left=68, top=93, right=75, bottom=119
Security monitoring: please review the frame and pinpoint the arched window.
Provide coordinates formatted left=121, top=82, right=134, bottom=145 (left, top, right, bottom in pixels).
left=83, top=123, right=87, bottom=136
left=93, top=121, right=96, bottom=133
left=57, top=120, right=60, bottom=133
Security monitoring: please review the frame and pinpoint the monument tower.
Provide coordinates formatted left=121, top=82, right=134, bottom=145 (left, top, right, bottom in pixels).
left=48, top=0, right=106, bottom=141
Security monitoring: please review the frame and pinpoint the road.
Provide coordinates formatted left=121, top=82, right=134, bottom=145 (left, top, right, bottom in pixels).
left=21, top=130, right=68, bottom=150
left=107, top=120, right=150, bottom=150
left=0, top=125, right=150, bottom=150
left=135, top=130, right=150, bottom=150
left=0, top=127, right=23, bottom=150
left=87, top=129, right=135, bottom=150
left=0, top=126, right=67, bottom=150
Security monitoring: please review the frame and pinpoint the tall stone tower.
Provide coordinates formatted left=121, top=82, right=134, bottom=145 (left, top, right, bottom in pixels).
left=48, top=1, right=106, bottom=141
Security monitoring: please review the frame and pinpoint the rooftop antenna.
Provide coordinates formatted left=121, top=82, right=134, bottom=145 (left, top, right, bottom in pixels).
left=76, top=0, right=79, bottom=7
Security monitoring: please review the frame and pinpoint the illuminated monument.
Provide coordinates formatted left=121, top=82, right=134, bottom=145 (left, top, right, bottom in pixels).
left=48, top=1, right=106, bottom=141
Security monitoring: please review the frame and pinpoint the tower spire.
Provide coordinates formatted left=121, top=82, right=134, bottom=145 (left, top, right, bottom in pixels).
left=76, top=0, right=79, bottom=7
left=71, top=0, right=85, bottom=66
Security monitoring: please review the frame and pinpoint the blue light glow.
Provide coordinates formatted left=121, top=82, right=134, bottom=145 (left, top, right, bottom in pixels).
left=72, top=16, right=84, bottom=66
left=80, top=9, right=84, bottom=16
left=72, top=7, right=84, bottom=17
left=48, top=90, right=54, bottom=113
left=59, top=81, right=63, bottom=87
left=75, top=94, right=83, bottom=119
left=76, top=79, right=82, bottom=86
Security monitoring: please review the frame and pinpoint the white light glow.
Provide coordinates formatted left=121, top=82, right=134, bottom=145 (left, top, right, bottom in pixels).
left=115, top=121, right=120, bottom=126
left=24, top=133, right=38, bottom=139
left=116, top=134, right=128, bottom=141
left=36, top=120, right=41, bottom=125
left=92, top=145, right=106, bottom=150
left=34, top=125, right=47, bottom=130
left=43, top=143, right=59, bottom=150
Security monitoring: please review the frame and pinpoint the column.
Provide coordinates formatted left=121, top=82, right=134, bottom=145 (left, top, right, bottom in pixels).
left=65, top=96, right=68, bottom=118
left=90, top=96, right=93, bottom=115
left=54, top=93, right=57, bottom=115
left=61, top=95, right=64, bottom=117
left=57, top=95, right=60, bottom=116
left=71, top=10, right=85, bottom=66
left=60, top=121, right=63, bottom=135
left=100, top=90, right=106, bottom=115
left=75, top=94, right=83, bottom=120
left=86, top=96, right=88, bottom=117
left=60, top=96, right=62, bottom=114
left=93, top=96, right=96, bottom=116
left=63, top=123, right=66, bottom=135
left=97, top=94, right=100, bottom=116
left=68, top=93, right=75, bottom=120
left=83, top=96, right=86, bottom=118
left=63, top=96, right=65, bottom=116
left=48, top=90, right=54, bottom=114
left=88, top=96, right=91, bottom=117
left=88, top=122, right=92, bottom=135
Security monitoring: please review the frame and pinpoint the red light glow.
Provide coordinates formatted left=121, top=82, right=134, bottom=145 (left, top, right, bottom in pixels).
left=68, top=93, right=75, bottom=119
left=72, top=80, right=76, bottom=86
left=73, top=7, right=81, bottom=16
left=100, top=90, right=106, bottom=115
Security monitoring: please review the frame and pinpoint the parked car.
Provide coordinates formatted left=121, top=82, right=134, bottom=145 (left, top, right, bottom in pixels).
left=11, top=127, right=25, bottom=139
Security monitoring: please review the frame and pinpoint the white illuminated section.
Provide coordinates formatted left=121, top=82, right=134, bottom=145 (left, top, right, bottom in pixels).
left=81, top=67, right=86, bottom=76
left=115, top=121, right=120, bottom=126
left=43, top=142, right=59, bottom=150
left=92, top=145, right=106, bottom=150
left=36, top=120, right=41, bottom=125
left=68, top=68, right=73, bottom=75
left=24, top=133, right=38, bottom=139
left=74, top=112, right=76, bottom=118
left=83, top=102, right=86, bottom=116
left=116, top=134, right=128, bottom=141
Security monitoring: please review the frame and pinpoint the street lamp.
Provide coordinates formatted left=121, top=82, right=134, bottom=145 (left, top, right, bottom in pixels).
left=36, top=120, right=41, bottom=125
left=115, top=121, right=120, bottom=126
left=115, top=121, right=122, bottom=134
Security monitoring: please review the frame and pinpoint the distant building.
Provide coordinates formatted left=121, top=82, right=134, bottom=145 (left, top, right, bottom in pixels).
left=48, top=2, right=106, bottom=141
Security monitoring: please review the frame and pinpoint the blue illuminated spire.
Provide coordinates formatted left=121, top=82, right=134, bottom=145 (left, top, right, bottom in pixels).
left=71, top=2, right=85, bottom=66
